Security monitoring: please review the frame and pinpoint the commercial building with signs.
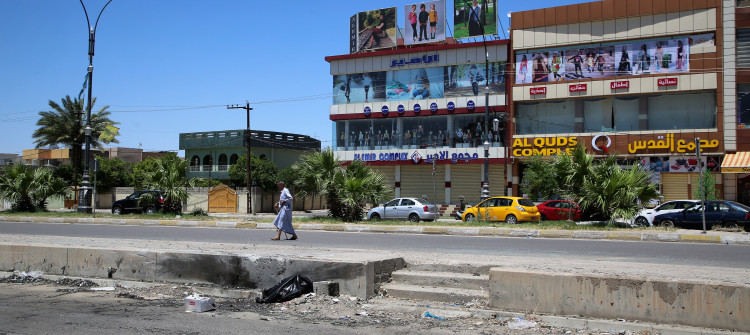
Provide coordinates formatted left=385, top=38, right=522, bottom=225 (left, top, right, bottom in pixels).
left=179, top=129, right=321, bottom=181
left=325, top=39, right=510, bottom=205
left=509, top=0, right=733, bottom=202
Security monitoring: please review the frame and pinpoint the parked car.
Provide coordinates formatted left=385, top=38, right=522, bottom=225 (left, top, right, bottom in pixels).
left=632, top=200, right=698, bottom=227
left=367, top=198, right=440, bottom=222
left=112, top=190, right=165, bottom=215
left=653, top=200, right=750, bottom=230
left=536, top=200, right=582, bottom=221
left=461, top=196, right=540, bottom=224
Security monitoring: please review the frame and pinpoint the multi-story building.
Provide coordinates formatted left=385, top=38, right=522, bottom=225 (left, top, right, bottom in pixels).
left=325, top=39, right=511, bottom=205
left=179, top=129, right=321, bottom=181
left=509, top=0, right=728, bottom=202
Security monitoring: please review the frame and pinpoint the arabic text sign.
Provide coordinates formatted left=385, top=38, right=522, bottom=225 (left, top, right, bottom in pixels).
left=627, top=134, right=720, bottom=154
left=657, top=78, right=678, bottom=86
left=390, top=54, right=440, bottom=68
left=611, top=81, right=630, bottom=89
left=530, top=87, right=547, bottom=95
left=569, top=84, right=587, bottom=92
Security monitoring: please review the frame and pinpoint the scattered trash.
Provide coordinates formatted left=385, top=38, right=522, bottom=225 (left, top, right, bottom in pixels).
left=260, top=316, right=273, bottom=321
left=255, top=275, right=313, bottom=304
left=422, top=311, right=445, bottom=321
left=618, top=318, right=626, bottom=322
left=184, top=293, right=215, bottom=313
left=332, top=298, right=340, bottom=303
left=16, top=270, right=43, bottom=278
left=349, top=296, right=358, bottom=301
left=507, top=317, right=537, bottom=330
left=304, top=292, right=316, bottom=298
left=280, top=307, right=288, bottom=311
left=90, top=287, right=115, bottom=291
left=355, top=310, right=368, bottom=316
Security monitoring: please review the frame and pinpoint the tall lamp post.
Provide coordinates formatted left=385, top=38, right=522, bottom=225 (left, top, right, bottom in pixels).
left=77, top=0, right=113, bottom=213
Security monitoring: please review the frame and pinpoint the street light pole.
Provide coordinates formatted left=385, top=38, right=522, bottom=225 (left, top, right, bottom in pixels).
left=77, top=0, right=113, bottom=214
left=228, top=102, right=254, bottom=214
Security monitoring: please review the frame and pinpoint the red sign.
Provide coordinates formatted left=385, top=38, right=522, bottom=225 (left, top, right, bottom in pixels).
left=611, top=81, right=630, bottom=89
left=657, top=78, right=678, bottom=86
left=530, top=87, right=547, bottom=95
left=569, top=84, right=587, bottom=92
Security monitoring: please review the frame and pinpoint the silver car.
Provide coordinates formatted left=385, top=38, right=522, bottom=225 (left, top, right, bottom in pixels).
left=367, top=198, right=440, bottom=222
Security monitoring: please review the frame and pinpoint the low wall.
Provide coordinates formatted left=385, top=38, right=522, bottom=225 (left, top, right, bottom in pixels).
left=488, top=269, right=750, bottom=332
left=0, top=244, right=404, bottom=299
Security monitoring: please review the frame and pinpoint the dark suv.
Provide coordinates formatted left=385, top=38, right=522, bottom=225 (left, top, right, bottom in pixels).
left=112, top=190, right=165, bottom=215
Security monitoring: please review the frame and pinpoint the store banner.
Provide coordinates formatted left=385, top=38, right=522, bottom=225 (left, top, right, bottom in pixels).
left=453, top=0, right=497, bottom=39
left=404, top=0, right=446, bottom=45
left=351, top=7, right=397, bottom=53
left=516, top=37, right=691, bottom=84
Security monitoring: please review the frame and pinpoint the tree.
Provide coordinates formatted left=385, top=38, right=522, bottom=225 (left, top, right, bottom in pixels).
left=292, top=149, right=392, bottom=222
left=228, top=154, right=279, bottom=191
left=93, top=156, right=133, bottom=192
left=520, top=155, right=558, bottom=201
left=0, top=164, right=69, bottom=212
left=141, top=153, right=194, bottom=214
left=692, top=170, right=721, bottom=201
left=132, top=157, right=160, bottom=190
left=32, top=95, right=119, bottom=190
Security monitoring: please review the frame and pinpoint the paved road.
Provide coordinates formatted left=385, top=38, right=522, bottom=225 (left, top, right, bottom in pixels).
left=1, top=221, right=747, bottom=269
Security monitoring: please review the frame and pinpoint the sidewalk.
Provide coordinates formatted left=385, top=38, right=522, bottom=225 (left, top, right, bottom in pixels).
left=3, top=212, right=749, bottom=245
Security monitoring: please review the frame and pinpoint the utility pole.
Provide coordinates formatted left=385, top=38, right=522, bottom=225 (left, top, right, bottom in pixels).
left=696, top=138, right=706, bottom=234
left=228, top=102, right=254, bottom=214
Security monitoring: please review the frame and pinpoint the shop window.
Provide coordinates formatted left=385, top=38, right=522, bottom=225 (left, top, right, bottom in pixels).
left=403, top=115, right=448, bottom=148
left=739, top=29, right=750, bottom=68
left=516, top=100, right=575, bottom=135
left=582, top=97, right=639, bottom=132
left=452, top=114, right=489, bottom=148
left=229, top=154, right=238, bottom=165
left=739, top=0, right=750, bottom=8
left=739, top=84, right=750, bottom=127
left=647, top=92, right=716, bottom=130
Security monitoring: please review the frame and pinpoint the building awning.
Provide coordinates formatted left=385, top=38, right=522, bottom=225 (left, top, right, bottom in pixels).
left=721, top=152, right=750, bottom=173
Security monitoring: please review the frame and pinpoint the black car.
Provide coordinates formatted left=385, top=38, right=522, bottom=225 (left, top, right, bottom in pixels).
left=653, top=200, right=750, bottom=230
left=112, top=190, right=165, bottom=215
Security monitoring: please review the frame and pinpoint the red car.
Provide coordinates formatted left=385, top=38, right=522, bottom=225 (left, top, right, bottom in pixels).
left=536, top=200, right=582, bottom=221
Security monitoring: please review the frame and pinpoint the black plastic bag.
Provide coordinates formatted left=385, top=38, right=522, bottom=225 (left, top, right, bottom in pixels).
left=255, top=275, right=313, bottom=303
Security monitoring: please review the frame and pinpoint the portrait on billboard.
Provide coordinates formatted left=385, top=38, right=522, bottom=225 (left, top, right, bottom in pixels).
left=453, top=0, right=497, bottom=39
left=333, top=72, right=387, bottom=104
left=445, top=62, right=505, bottom=97
left=353, top=7, right=397, bottom=52
left=615, top=38, right=689, bottom=76
left=386, top=67, right=445, bottom=101
left=404, top=0, right=446, bottom=45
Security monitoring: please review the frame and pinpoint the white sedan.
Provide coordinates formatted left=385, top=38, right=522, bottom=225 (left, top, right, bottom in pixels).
left=367, top=198, right=440, bottom=222
left=632, top=200, right=698, bottom=227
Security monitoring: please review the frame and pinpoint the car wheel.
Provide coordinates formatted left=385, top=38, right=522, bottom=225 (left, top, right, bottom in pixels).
left=723, top=221, right=739, bottom=230
left=112, top=206, right=122, bottom=215
left=540, top=214, right=547, bottom=221
left=409, top=213, right=420, bottom=223
left=506, top=214, right=518, bottom=225
left=660, top=219, right=675, bottom=228
left=464, top=213, right=475, bottom=222
left=145, top=206, right=156, bottom=214
left=634, top=216, right=649, bottom=227
left=370, top=213, right=381, bottom=221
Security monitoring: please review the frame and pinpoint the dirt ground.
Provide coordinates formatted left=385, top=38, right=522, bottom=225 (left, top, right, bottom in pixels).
left=0, top=274, right=666, bottom=335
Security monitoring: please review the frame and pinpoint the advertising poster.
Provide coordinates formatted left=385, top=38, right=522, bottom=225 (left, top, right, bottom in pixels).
left=352, top=7, right=397, bottom=52
left=386, top=67, right=445, bottom=101
left=453, top=0, right=497, bottom=39
left=444, top=62, right=505, bottom=97
left=333, top=72, right=387, bottom=104
left=516, top=37, right=692, bottom=84
left=690, top=33, right=716, bottom=48
left=404, top=0, right=446, bottom=45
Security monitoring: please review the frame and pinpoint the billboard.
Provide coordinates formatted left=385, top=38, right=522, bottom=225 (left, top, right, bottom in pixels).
left=404, top=0, right=447, bottom=45
left=516, top=37, right=691, bottom=84
left=453, top=0, right=497, bottom=39
left=351, top=7, right=397, bottom=53
left=333, top=72, right=387, bottom=104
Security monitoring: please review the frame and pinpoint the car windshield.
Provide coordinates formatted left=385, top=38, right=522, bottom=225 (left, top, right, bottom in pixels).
left=729, top=201, right=750, bottom=212
left=517, top=199, right=535, bottom=207
left=416, top=199, right=434, bottom=205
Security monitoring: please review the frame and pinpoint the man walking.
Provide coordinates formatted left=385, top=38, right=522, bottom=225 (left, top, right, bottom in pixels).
left=271, top=181, right=297, bottom=241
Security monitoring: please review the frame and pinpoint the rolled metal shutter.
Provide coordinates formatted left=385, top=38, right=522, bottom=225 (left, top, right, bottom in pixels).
left=450, top=164, right=482, bottom=204
left=489, top=164, right=507, bottom=198
left=400, top=165, right=445, bottom=203
left=660, top=173, right=690, bottom=202
left=370, top=166, right=396, bottom=198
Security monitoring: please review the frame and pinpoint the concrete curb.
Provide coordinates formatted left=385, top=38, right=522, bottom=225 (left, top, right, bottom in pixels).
left=2, top=216, right=749, bottom=245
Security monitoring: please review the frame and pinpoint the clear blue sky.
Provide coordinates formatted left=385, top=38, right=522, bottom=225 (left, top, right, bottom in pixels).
left=0, top=0, right=588, bottom=157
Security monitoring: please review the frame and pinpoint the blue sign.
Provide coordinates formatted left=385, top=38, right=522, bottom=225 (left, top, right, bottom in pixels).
left=414, top=103, right=421, bottom=113
left=397, top=104, right=405, bottom=114
left=447, top=101, right=455, bottom=111
left=364, top=106, right=371, bottom=115
left=467, top=100, right=475, bottom=110
left=430, top=102, right=438, bottom=112
left=381, top=105, right=389, bottom=115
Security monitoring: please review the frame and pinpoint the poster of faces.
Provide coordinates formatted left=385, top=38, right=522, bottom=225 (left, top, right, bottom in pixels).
left=444, top=62, right=505, bottom=97
left=386, top=67, right=445, bottom=101
left=516, top=37, right=691, bottom=84
left=404, top=0, right=446, bottom=45
left=351, top=7, right=397, bottom=53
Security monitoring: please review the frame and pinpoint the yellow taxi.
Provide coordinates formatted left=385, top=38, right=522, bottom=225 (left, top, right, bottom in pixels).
left=461, top=196, right=541, bottom=224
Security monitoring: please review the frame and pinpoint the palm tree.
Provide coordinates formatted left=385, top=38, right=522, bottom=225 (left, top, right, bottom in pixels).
left=32, top=95, right=119, bottom=187
left=143, top=154, right=194, bottom=214
left=0, top=164, right=69, bottom=212
left=335, top=160, right=392, bottom=222
left=293, top=148, right=346, bottom=219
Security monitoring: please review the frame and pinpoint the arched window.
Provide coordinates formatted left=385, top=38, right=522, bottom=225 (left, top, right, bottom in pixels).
left=203, top=155, right=212, bottom=172
left=230, top=154, right=239, bottom=165
left=190, top=155, right=200, bottom=172
left=259, top=154, right=267, bottom=160
left=218, top=154, right=228, bottom=171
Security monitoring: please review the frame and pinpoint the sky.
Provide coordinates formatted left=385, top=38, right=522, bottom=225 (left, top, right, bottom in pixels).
left=0, top=0, right=590, bottom=158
